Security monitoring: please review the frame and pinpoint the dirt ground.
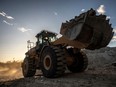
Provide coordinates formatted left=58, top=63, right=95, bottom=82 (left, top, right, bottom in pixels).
left=0, top=47, right=116, bottom=87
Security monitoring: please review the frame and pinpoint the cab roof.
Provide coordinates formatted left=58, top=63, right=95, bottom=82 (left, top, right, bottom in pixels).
left=36, top=30, right=57, bottom=38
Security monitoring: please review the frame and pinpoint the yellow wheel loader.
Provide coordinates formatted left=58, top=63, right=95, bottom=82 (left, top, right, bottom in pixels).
left=22, top=8, right=114, bottom=78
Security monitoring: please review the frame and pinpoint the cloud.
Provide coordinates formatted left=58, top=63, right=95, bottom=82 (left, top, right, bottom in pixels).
left=18, top=27, right=32, bottom=32
left=54, top=12, right=58, bottom=16
left=113, top=36, right=116, bottom=39
left=0, top=11, right=14, bottom=20
left=112, top=35, right=116, bottom=42
left=1, top=11, right=32, bottom=33
left=6, top=15, right=14, bottom=20
left=3, top=20, right=13, bottom=26
left=81, top=9, right=85, bottom=12
left=112, top=39, right=116, bottom=42
left=113, top=29, right=116, bottom=34
left=97, top=5, right=106, bottom=14
left=0, top=11, right=6, bottom=16
left=106, top=16, right=111, bottom=19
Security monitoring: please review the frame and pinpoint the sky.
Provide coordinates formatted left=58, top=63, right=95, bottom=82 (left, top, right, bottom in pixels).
left=0, top=0, right=116, bottom=62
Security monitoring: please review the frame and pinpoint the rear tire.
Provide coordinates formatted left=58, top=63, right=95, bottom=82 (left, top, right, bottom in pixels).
left=22, top=57, right=36, bottom=77
left=40, top=46, right=66, bottom=78
left=67, top=51, right=88, bottom=73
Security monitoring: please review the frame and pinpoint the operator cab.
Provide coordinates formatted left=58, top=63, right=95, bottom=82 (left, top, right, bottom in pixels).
left=35, top=30, right=57, bottom=51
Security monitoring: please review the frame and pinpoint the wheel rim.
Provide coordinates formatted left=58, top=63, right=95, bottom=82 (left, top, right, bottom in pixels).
left=43, top=55, right=52, bottom=70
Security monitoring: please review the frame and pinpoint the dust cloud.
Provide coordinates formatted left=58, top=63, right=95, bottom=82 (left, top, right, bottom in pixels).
left=0, top=61, right=23, bottom=81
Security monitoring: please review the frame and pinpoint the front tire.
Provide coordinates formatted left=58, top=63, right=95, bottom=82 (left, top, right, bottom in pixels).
left=40, top=46, right=66, bottom=78
left=22, top=57, right=36, bottom=77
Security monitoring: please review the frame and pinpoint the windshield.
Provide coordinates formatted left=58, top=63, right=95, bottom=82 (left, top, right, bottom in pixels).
left=38, top=36, right=57, bottom=44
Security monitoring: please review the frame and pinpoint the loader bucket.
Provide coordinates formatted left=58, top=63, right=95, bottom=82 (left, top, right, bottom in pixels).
left=60, top=8, right=114, bottom=50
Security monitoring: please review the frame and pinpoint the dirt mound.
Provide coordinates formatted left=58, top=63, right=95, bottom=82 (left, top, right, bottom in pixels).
left=84, top=47, right=116, bottom=69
